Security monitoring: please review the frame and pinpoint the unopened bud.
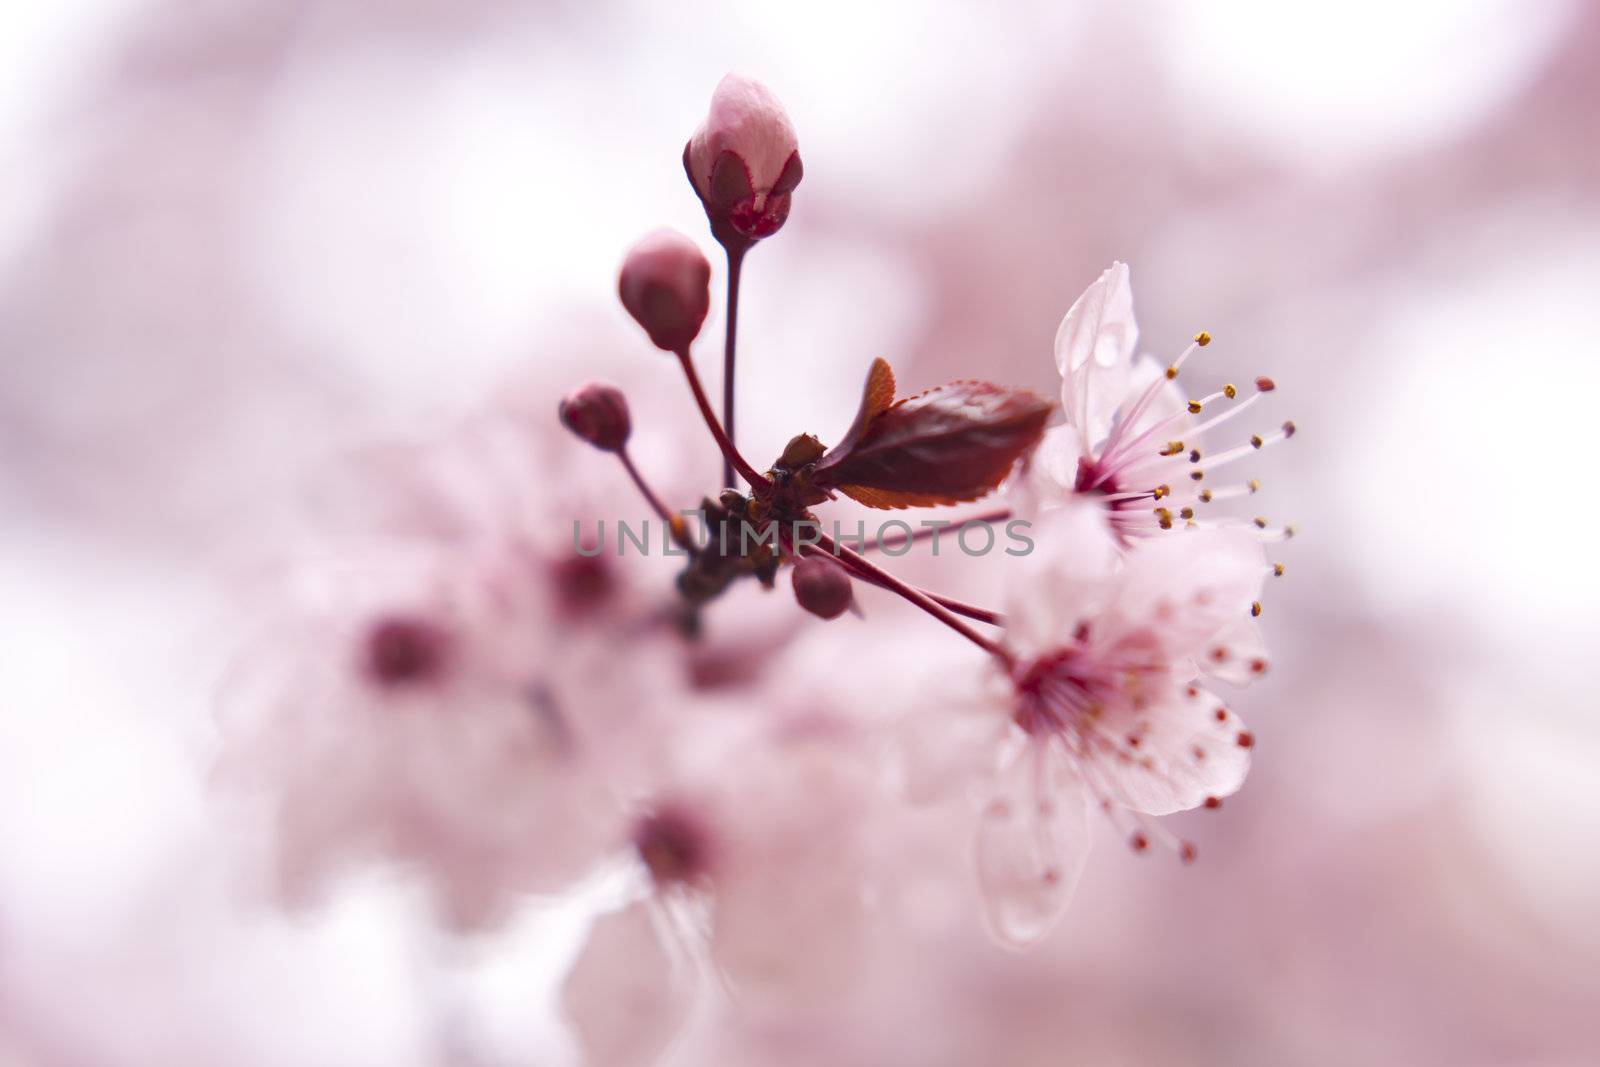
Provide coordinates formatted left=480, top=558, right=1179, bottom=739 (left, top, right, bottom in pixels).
left=617, top=229, right=711, bottom=352
left=558, top=381, right=631, bottom=452
left=791, top=557, right=852, bottom=620
left=684, top=73, right=803, bottom=249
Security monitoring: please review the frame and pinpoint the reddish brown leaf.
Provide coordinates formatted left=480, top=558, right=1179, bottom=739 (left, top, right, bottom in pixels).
left=830, top=358, right=896, bottom=459
left=814, top=373, right=1053, bottom=509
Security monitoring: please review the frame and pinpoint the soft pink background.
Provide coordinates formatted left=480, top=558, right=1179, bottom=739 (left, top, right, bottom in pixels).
left=2, top=2, right=1596, bottom=1063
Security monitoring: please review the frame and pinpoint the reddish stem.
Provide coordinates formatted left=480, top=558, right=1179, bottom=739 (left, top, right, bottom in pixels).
left=807, top=547, right=1003, bottom=625
left=675, top=349, right=769, bottom=491
left=813, top=531, right=1011, bottom=663
left=618, top=448, right=673, bottom=524
left=720, top=245, right=746, bottom=491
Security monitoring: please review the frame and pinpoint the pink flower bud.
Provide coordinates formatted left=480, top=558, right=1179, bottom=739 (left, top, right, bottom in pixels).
left=617, top=229, right=712, bottom=352
left=558, top=381, right=632, bottom=452
left=791, top=557, right=852, bottom=620
left=684, top=73, right=803, bottom=247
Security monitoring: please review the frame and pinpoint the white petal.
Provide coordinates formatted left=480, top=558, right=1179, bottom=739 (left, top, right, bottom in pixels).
left=1003, top=501, right=1121, bottom=656
left=1201, top=615, right=1270, bottom=687
left=974, top=745, right=1091, bottom=949
left=562, top=901, right=691, bottom=1067
left=1054, top=261, right=1138, bottom=446
left=1094, top=686, right=1252, bottom=816
left=1020, top=423, right=1085, bottom=510
left=1106, top=525, right=1267, bottom=660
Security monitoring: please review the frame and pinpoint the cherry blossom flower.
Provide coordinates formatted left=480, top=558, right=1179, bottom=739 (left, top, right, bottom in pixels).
left=1031, top=261, right=1297, bottom=547
left=561, top=712, right=952, bottom=1063
left=684, top=74, right=803, bottom=248
left=903, top=501, right=1270, bottom=947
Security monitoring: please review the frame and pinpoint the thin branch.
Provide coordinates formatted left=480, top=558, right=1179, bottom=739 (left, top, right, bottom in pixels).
left=675, top=348, right=769, bottom=491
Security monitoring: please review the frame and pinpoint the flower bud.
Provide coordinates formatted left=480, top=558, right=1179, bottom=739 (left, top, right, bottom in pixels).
left=684, top=73, right=803, bottom=248
left=617, top=229, right=712, bottom=352
left=791, top=557, right=853, bottom=620
left=559, top=381, right=631, bottom=452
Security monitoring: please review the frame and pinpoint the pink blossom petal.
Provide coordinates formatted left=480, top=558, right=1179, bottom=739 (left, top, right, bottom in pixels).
left=975, top=747, right=1091, bottom=949
left=1020, top=422, right=1086, bottom=510
left=1094, top=687, right=1253, bottom=816
left=1003, top=501, right=1122, bottom=656
left=1105, top=525, right=1268, bottom=661
left=1054, top=261, right=1138, bottom=446
left=562, top=901, right=691, bottom=1067
left=1201, top=616, right=1271, bottom=687
left=687, top=73, right=799, bottom=200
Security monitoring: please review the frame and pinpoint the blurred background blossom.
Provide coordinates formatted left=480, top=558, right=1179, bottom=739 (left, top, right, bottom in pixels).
left=3, top=1, right=1599, bottom=1064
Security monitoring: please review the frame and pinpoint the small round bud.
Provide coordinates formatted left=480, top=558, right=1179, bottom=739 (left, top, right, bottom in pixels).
left=684, top=73, right=803, bottom=248
left=558, top=381, right=631, bottom=452
left=364, top=614, right=450, bottom=689
left=618, top=229, right=711, bottom=352
left=791, top=557, right=852, bottom=620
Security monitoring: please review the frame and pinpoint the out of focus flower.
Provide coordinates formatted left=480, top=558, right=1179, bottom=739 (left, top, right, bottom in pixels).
left=216, top=402, right=692, bottom=930
left=684, top=74, right=803, bottom=249
left=907, top=503, right=1269, bottom=947
left=1031, top=262, right=1296, bottom=547
left=618, top=230, right=713, bottom=353
left=562, top=716, right=933, bottom=1064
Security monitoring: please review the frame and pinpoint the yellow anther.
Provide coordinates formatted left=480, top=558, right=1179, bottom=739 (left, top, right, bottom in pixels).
left=1166, top=366, right=1179, bottom=380
left=1187, top=400, right=1203, bottom=414
left=1199, top=489, right=1214, bottom=502
left=1248, top=478, right=1261, bottom=493
left=1250, top=601, right=1262, bottom=617
left=1224, top=384, right=1237, bottom=399
left=1273, top=562, right=1285, bottom=577
left=1153, top=484, right=1170, bottom=500
left=1161, top=440, right=1185, bottom=456
left=1253, top=516, right=1268, bottom=529
left=1189, top=470, right=1205, bottom=481
left=1250, top=434, right=1264, bottom=449
left=1195, top=331, right=1212, bottom=346
left=1179, top=506, right=1194, bottom=519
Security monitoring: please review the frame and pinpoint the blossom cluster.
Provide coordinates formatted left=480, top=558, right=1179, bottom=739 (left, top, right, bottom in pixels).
left=219, top=73, right=1295, bottom=1063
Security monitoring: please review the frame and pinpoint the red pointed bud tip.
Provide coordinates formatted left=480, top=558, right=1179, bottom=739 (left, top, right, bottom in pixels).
left=617, top=228, right=711, bottom=352
left=684, top=73, right=802, bottom=247
left=364, top=614, right=451, bottom=689
left=791, top=557, right=853, bottom=620
left=558, top=381, right=631, bottom=452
